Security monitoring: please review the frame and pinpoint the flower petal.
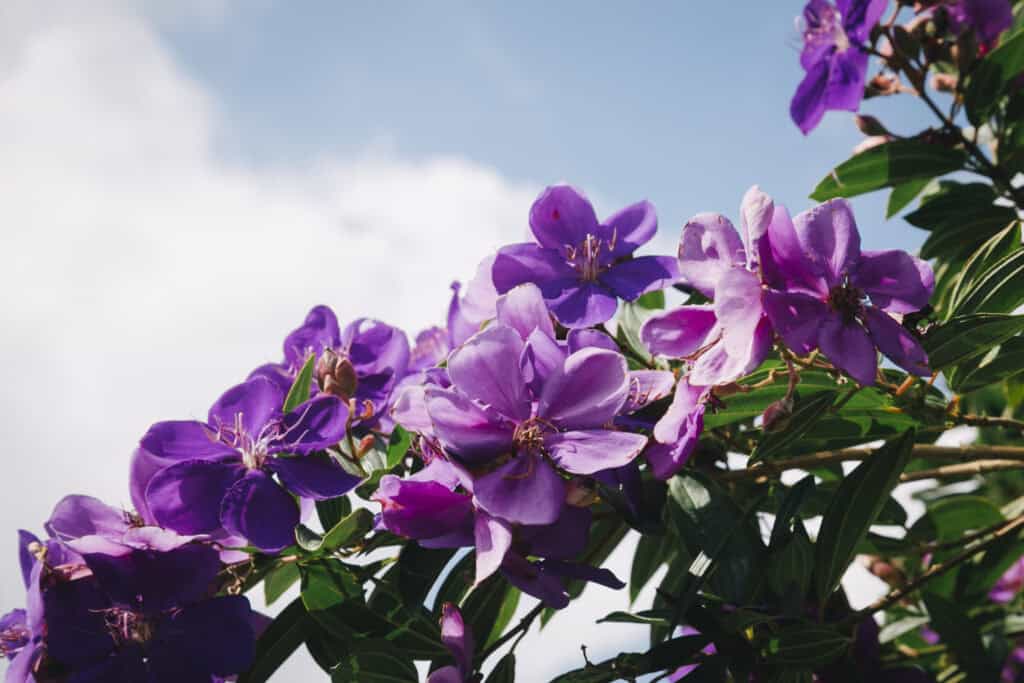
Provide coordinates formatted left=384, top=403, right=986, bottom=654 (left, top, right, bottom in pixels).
left=45, top=495, right=128, bottom=544
left=426, top=666, right=464, bottom=683
left=714, top=268, right=765, bottom=358
left=852, top=250, right=934, bottom=313
left=448, top=254, right=499, bottom=347
left=208, top=377, right=284, bottom=438
left=146, top=460, right=245, bottom=535
left=792, top=198, right=862, bottom=287
left=603, top=199, right=658, bottom=258
left=499, top=554, right=569, bottom=609
left=625, top=370, right=676, bottom=411
left=537, top=559, right=625, bottom=590
left=276, top=395, right=348, bottom=454
left=538, top=347, right=630, bottom=430
left=640, top=305, right=718, bottom=358
left=567, top=328, right=618, bottom=353
left=448, top=325, right=530, bottom=421
left=543, top=430, right=647, bottom=475
left=862, top=307, right=931, bottom=377
left=739, top=185, right=774, bottom=263
left=373, top=474, right=474, bottom=541
left=473, top=454, right=564, bottom=526
left=824, top=47, right=869, bottom=112
left=548, top=282, right=619, bottom=328
left=496, top=283, right=555, bottom=340
left=528, top=185, right=601, bottom=249
left=763, top=290, right=828, bottom=355
left=439, top=603, right=474, bottom=679
left=677, top=213, right=745, bottom=297
left=790, top=57, right=830, bottom=135
left=148, top=595, right=255, bottom=680
left=220, top=471, right=300, bottom=553
left=267, top=453, right=363, bottom=500
left=474, top=512, right=513, bottom=585
left=139, top=420, right=238, bottom=462
left=282, top=305, right=340, bottom=368
left=818, top=313, right=878, bottom=385
left=839, top=0, right=888, bottom=41
left=491, top=243, right=576, bottom=296
left=599, top=255, right=679, bottom=301
left=689, top=317, right=772, bottom=386
left=521, top=327, right=566, bottom=396
left=519, top=505, right=591, bottom=560
left=425, top=387, right=515, bottom=462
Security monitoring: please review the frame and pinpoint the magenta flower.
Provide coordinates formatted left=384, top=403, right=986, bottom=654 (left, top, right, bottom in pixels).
left=791, top=0, right=887, bottom=134
left=492, top=185, right=678, bottom=328
left=133, top=376, right=356, bottom=552
left=763, top=198, right=933, bottom=385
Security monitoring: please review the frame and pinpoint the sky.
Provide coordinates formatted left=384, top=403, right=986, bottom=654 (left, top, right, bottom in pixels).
left=0, top=1, right=944, bottom=680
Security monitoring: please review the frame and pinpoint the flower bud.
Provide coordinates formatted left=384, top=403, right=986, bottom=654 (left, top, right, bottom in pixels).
left=854, top=114, right=890, bottom=137
left=317, top=349, right=358, bottom=400
left=930, top=73, right=957, bottom=92
left=867, top=73, right=901, bottom=96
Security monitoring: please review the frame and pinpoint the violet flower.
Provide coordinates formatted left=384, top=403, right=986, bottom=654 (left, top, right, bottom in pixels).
left=945, top=0, right=1013, bottom=50
left=762, top=198, right=933, bottom=386
left=426, top=603, right=474, bottom=683
left=133, top=376, right=357, bottom=552
left=991, top=555, right=1024, bottom=604
left=492, top=185, right=678, bottom=328
left=791, top=0, right=888, bottom=134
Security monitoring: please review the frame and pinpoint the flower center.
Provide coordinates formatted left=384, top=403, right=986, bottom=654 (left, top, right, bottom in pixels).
left=102, top=608, right=156, bottom=646
left=513, top=419, right=547, bottom=453
left=801, top=3, right=849, bottom=52
left=565, top=231, right=617, bottom=282
left=826, top=283, right=865, bottom=322
left=211, top=412, right=273, bottom=470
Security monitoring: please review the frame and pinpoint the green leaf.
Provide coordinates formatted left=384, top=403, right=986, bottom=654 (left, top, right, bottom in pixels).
left=316, top=496, right=352, bottom=532
left=905, top=182, right=1017, bottom=262
left=295, top=524, right=325, bottom=552
left=810, top=140, right=966, bottom=201
left=462, top=575, right=513, bottom=660
left=238, top=597, right=310, bottom=683
left=952, top=245, right=1024, bottom=316
left=264, top=562, right=301, bottom=605
left=596, top=609, right=672, bottom=626
left=750, top=391, right=837, bottom=462
left=283, top=354, right=316, bottom=413
left=616, top=301, right=655, bottom=365
left=766, top=623, right=851, bottom=667
left=948, top=336, right=1024, bottom=393
left=946, top=222, right=1022, bottom=316
left=321, top=508, right=374, bottom=552
left=886, top=177, right=932, bottom=217
left=923, top=592, right=1000, bottom=682
left=768, top=521, right=814, bottom=602
left=964, top=28, right=1024, bottom=125
left=485, top=653, right=516, bottom=683
left=300, top=562, right=360, bottom=612
left=635, top=289, right=665, bottom=310
left=814, top=430, right=916, bottom=602
left=330, top=639, right=419, bottom=682
left=769, top=475, right=816, bottom=548
left=386, top=426, right=412, bottom=469
left=629, top=532, right=674, bottom=603
left=907, top=495, right=1004, bottom=545
left=922, top=314, right=1024, bottom=369
left=396, top=545, right=455, bottom=609
left=485, top=587, right=520, bottom=648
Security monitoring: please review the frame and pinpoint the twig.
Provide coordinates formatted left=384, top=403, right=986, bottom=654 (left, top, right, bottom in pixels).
left=955, top=414, right=1024, bottom=432
left=899, top=459, right=1024, bottom=482
left=478, top=603, right=545, bottom=663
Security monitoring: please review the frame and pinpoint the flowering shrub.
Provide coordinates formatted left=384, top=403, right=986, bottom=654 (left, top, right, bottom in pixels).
left=6, top=1, right=1024, bottom=681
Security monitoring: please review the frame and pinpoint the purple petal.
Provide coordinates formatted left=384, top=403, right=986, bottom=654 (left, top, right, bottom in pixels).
left=491, top=243, right=576, bottom=296
left=149, top=595, right=255, bottom=679
left=537, top=559, right=625, bottom=590
left=282, top=305, right=340, bottom=368
left=677, top=212, right=745, bottom=297
left=426, top=666, right=463, bottom=683
left=538, top=347, right=630, bottom=430
left=567, top=328, right=618, bottom=353
left=208, top=377, right=284, bottom=438
left=603, top=200, right=658, bottom=259
left=247, top=363, right=295, bottom=396
left=448, top=325, right=530, bottom=421
left=45, top=495, right=128, bottom=544
left=6, top=644, right=39, bottom=683
left=790, top=57, right=830, bottom=135
left=818, top=313, right=878, bottom=385
left=824, top=47, right=869, bottom=112
left=739, top=185, right=774, bottom=263
left=474, top=512, right=513, bottom=584
left=852, top=250, right=934, bottom=314
left=625, top=370, right=676, bottom=412
left=543, top=430, right=647, bottom=475
left=793, top=199, right=862, bottom=288
left=17, top=531, right=39, bottom=589
left=862, top=307, right=931, bottom=377
left=220, top=471, right=301, bottom=553
left=146, top=460, right=245, bottom=535
left=340, top=318, right=411, bottom=380
left=528, top=185, right=601, bottom=249
left=425, top=387, right=515, bottom=462
left=448, top=254, right=499, bottom=347
left=499, top=554, right=569, bottom=609
left=649, top=382, right=706, bottom=480
left=521, top=328, right=567, bottom=396
left=641, top=305, right=718, bottom=358
left=139, top=420, right=238, bottom=462
left=714, top=268, right=765, bottom=358
left=839, top=0, right=888, bottom=42
left=496, top=283, right=555, bottom=340
left=520, top=505, right=591, bottom=560
left=764, top=205, right=821, bottom=292
left=80, top=543, right=222, bottom=611
left=267, top=453, right=363, bottom=500
left=391, top=382, right=434, bottom=435
left=548, top=282, right=619, bottom=328
left=689, top=317, right=772, bottom=386
left=763, top=290, right=828, bottom=355
left=439, top=603, right=473, bottom=679
left=599, top=255, right=679, bottom=301
left=409, top=326, right=449, bottom=372
left=373, top=475, right=474, bottom=541
left=275, top=395, right=348, bottom=454
left=473, top=454, right=565, bottom=526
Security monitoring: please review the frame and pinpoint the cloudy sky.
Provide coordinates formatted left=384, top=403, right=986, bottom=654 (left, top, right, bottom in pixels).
left=0, top=1, right=937, bottom=679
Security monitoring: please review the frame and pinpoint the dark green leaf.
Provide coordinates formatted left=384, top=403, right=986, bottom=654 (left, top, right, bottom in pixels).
left=635, top=289, right=665, bottom=310
left=462, top=575, right=513, bottom=659
left=886, top=177, right=932, bottom=217
left=596, top=609, right=672, bottom=626
left=485, top=653, right=516, bottom=683
left=768, top=521, right=813, bottom=602
left=295, top=524, right=325, bottom=552
left=922, top=314, right=1024, bottom=370
left=769, top=475, right=816, bottom=548
left=964, top=28, right=1024, bottom=125
left=264, top=562, right=301, bottom=605
left=766, top=623, right=850, bottom=667
left=283, top=354, right=316, bottom=413
left=810, top=140, right=966, bottom=201
left=946, top=222, right=1022, bottom=316
left=397, top=545, right=455, bottom=609
left=300, top=562, right=360, bottom=612
left=907, top=495, right=1004, bottom=545
left=331, top=639, right=419, bottom=682
left=751, top=391, right=837, bottom=462
left=814, top=430, right=916, bottom=601
left=905, top=182, right=1017, bottom=262
left=316, top=496, right=352, bottom=532
left=321, top=508, right=374, bottom=551
left=948, top=335, right=1024, bottom=393
left=630, top=532, right=674, bottom=603
left=238, top=597, right=310, bottom=683
left=952, top=244, right=1024, bottom=316
left=485, top=587, right=520, bottom=648
left=923, top=592, right=1000, bottom=682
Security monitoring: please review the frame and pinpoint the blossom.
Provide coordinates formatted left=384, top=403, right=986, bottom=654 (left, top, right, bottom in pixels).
left=791, top=0, right=888, bottom=134
left=133, top=376, right=356, bottom=552
left=426, top=604, right=474, bottom=683
left=991, top=555, right=1024, bottom=603
left=762, top=198, right=933, bottom=385
left=492, top=185, right=678, bottom=328
left=643, top=380, right=707, bottom=480
left=946, top=0, right=1013, bottom=50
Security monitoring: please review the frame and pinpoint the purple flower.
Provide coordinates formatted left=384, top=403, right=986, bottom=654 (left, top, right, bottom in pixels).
left=791, top=0, right=887, bottom=134
left=133, top=376, right=356, bottom=552
left=492, top=185, right=678, bottom=328
left=426, top=603, right=474, bottom=683
left=762, top=198, right=933, bottom=385
left=641, top=187, right=777, bottom=387
left=668, top=626, right=717, bottom=681
left=991, top=555, right=1024, bottom=603
left=447, top=254, right=500, bottom=349
left=946, top=0, right=1013, bottom=50
left=644, top=380, right=707, bottom=480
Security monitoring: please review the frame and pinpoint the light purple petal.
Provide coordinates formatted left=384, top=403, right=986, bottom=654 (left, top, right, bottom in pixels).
left=425, top=387, right=515, bottom=462
left=139, top=420, right=238, bottom=462
left=45, top=495, right=128, bottom=544
left=474, top=512, right=513, bottom=585
left=208, top=377, right=284, bottom=438
left=17, top=531, right=39, bottom=589
left=275, top=395, right=348, bottom=454
left=599, top=255, right=679, bottom=301
left=146, top=459, right=245, bottom=535
left=603, top=199, right=658, bottom=259
left=439, top=602, right=474, bottom=678
left=862, top=307, right=931, bottom=377
left=496, top=283, right=555, bottom=340
left=340, top=317, right=411, bottom=381
left=473, top=454, right=564, bottom=526
left=538, top=348, right=630, bottom=430
left=391, top=382, right=434, bottom=435
left=739, top=185, right=774, bottom=264
left=625, top=370, right=676, bottom=412
left=548, top=282, right=619, bottom=328
left=567, top=328, right=618, bottom=353
left=793, top=199, right=862, bottom=288
left=267, top=453, right=363, bottom=500
left=220, top=470, right=300, bottom=552
left=641, top=306, right=718, bottom=358
left=689, top=317, right=772, bottom=386
left=852, top=250, right=935, bottom=313
left=763, top=290, right=828, bottom=355
left=818, top=313, right=878, bottom=385
left=764, top=205, right=821, bottom=293
left=521, top=328, right=567, bottom=396
left=543, top=430, right=647, bottom=475
left=491, top=243, right=576, bottom=297
left=649, top=382, right=706, bottom=480
left=653, top=381, right=707, bottom=445
left=714, top=268, right=766, bottom=358
left=677, top=213, right=745, bottom=297
left=448, top=254, right=499, bottom=347
left=448, top=325, right=531, bottom=421
left=528, top=185, right=601, bottom=249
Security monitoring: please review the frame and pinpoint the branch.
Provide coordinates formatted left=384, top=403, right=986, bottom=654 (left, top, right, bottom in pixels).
left=955, top=414, right=1024, bottom=432
left=477, top=603, right=545, bottom=663
left=899, top=459, right=1024, bottom=483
